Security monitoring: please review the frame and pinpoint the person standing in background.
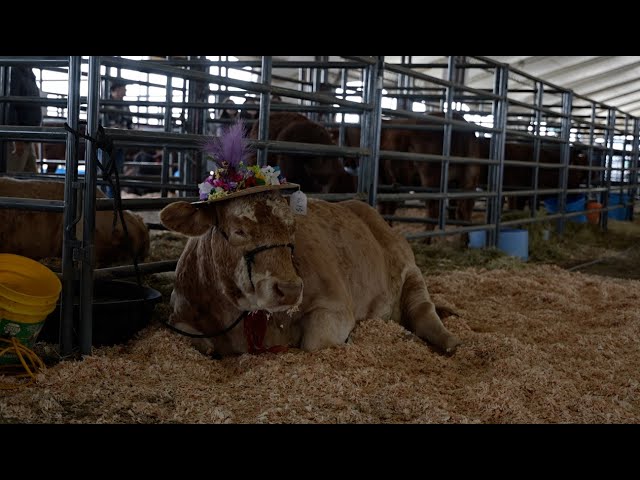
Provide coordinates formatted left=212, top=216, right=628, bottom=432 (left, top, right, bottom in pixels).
left=100, top=80, right=133, bottom=197
left=104, top=81, right=133, bottom=131
left=4, top=65, right=42, bottom=173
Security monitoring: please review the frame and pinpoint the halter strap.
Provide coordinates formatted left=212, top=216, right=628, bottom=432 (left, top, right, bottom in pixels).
left=162, top=310, right=248, bottom=339
left=244, top=243, right=295, bottom=288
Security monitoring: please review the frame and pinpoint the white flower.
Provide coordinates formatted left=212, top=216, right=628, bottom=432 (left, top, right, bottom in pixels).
left=198, top=179, right=213, bottom=197
left=261, top=165, right=281, bottom=185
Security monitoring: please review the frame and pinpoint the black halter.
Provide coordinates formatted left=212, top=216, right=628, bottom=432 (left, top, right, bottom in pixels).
left=163, top=311, right=249, bottom=339
left=217, top=227, right=295, bottom=289
left=164, top=228, right=295, bottom=339
left=243, top=243, right=295, bottom=288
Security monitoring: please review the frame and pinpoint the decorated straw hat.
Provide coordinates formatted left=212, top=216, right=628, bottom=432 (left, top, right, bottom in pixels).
left=193, top=119, right=299, bottom=206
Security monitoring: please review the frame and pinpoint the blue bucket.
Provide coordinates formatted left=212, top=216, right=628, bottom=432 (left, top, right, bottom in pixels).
left=55, top=165, right=85, bottom=175
left=468, top=228, right=529, bottom=261
left=608, top=193, right=631, bottom=221
left=498, top=228, right=529, bottom=261
left=543, top=194, right=586, bottom=223
left=468, top=230, right=487, bottom=249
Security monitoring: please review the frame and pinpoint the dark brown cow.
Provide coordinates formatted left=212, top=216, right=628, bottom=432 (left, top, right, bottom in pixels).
left=160, top=191, right=460, bottom=357
left=249, top=113, right=356, bottom=193
left=330, top=122, right=408, bottom=217
left=0, top=177, right=150, bottom=266
left=328, top=125, right=362, bottom=172
left=478, top=138, right=589, bottom=210
left=332, top=113, right=482, bottom=235
left=249, top=112, right=308, bottom=140
left=380, top=113, right=482, bottom=227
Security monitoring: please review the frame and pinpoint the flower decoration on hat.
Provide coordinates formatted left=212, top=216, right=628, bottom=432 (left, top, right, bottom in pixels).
left=198, top=119, right=288, bottom=201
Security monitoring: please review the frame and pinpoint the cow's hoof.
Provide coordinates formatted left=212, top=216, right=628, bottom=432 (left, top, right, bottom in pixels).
left=443, top=335, right=462, bottom=354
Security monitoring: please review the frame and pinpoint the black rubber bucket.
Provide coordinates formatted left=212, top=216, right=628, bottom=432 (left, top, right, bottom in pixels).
left=38, top=279, right=163, bottom=346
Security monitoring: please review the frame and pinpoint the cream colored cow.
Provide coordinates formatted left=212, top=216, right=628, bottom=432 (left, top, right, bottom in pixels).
left=0, top=177, right=149, bottom=266
left=160, top=191, right=460, bottom=357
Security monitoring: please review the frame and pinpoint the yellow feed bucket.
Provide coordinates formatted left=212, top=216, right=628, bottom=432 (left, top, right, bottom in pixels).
left=0, top=254, right=62, bottom=364
left=0, top=254, right=62, bottom=305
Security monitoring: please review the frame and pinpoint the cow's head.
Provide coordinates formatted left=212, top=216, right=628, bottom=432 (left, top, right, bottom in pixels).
left=328, top=126, right=361, bottom=173
left=160, top=191, right=303, bottom=313
left=569, top=148, right=591, bottom=186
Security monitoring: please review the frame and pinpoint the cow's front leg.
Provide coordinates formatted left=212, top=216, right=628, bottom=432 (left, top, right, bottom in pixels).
left=300, top=307, right=356, bottom=351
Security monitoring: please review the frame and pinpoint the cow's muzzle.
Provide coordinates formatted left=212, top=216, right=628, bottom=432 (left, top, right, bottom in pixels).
left=272, top=278, right=304, bottom=306
left=244, top=243, right=303, bottom=311
left=244, top=243, right=295, bottom=289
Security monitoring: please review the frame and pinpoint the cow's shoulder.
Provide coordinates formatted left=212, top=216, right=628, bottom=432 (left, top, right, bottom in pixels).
left=297, top=198, right=407, bottom=252
left=298, top=198, right=365, bottom=227
left=337, top=200, right=394, bottom=230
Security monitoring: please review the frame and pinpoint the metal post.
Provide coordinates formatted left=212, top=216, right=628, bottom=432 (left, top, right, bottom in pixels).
left=398, top=56, right=409, bottom=112
left=338, top=67, right=348, bottom=147
left=438, top=56, right=456, bottom=231
left=358, top=66, right=371, bottom=196
left=298, top=67, right=304, bottom=98
left=555, top=90, right=573, bottom=235
left=311, top=57, right=325, bottom=123
left=161, top=74, right=172, bottom=197
left=257, top=56, right=272, bottom=168
left=0, top=65, right=9, bottom=173
left=630, top=117, right=640, bottom=220
left=531, top=81, right=544, bottom=216
left=298, top=67, right=309, bottom=107
left=487, top=65, right=508, bottom=248
left=453, top=56, right=467, bottom=85
left=60, top=56, right=82, bottom=355
left=79, top=56, right=101, bottom=356
left=360, top=56, right=384, bottom=206
left=620, top=114, right=633, bottom=219
left=185, top=56, right=207, bottom=186
left=603, top=107, right=616, bottom=230
left=588, top=103, right=596, bottom=195
left=179, top=151, right=186, bottom=198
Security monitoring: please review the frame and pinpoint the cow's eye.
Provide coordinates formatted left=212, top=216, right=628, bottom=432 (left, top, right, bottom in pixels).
left=234, top=229, right=246, bottom=237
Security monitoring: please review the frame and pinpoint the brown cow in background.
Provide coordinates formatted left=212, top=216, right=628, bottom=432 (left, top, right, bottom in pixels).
left=380, top=112, right=482, bottom=228
left=0, top=177, right=149, bottom=266
left=248, top=113, right=356, bottom=193
left=332, top=112, right=483, bottom=236
left=477, top=138, right=590, bottom=210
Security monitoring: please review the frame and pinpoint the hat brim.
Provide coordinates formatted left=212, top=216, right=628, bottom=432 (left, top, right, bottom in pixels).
left=192, top=182, right=300, bottom=206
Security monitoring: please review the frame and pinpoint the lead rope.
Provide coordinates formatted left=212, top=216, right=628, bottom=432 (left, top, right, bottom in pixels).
left=0, top=337, right=46, bottom=390
left=64, top=123, right=144, bottom=289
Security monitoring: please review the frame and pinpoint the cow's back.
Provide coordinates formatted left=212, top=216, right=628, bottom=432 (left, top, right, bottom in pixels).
left=294, top=199, right=412, bottom=321
left=248, top=112, right=309, bottom=141
left=0, top=177, right=149, bottom=264
left=247, top=112, right=314, bottom=168
left=0, top=178, right=67, bottom=258
left=0, top=176, right=68, bottom=200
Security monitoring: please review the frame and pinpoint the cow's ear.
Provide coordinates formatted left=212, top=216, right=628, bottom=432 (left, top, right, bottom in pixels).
left=160, top=201, right=217, bottom=236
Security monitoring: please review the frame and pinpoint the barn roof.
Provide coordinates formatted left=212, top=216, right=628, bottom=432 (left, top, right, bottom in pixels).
left=251, top=56, right=640, bottom=118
